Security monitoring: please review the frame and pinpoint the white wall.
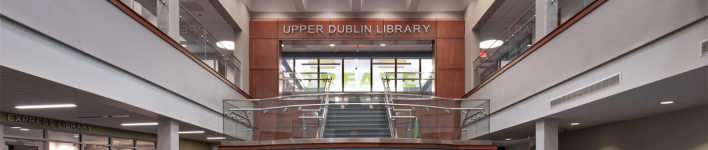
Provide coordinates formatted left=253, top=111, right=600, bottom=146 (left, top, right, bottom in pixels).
left=217, top=0, right=251, bottom=95
left=559, top=105, right=708, bottom=150
left=464, top=0, right=496, bottom=91
left=0, top=0, right=252, bottom=133
left=464, top=0, right=708, bottom=133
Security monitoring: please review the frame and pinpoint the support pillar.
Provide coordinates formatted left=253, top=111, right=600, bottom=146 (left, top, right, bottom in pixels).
left=535, top=0, right=559, bottom=42
left=156, top=0, right=180, bottom=38
left=1, top=123, right=5, bottom=150
left=158, top=118, right=179, bottom=150
left=535, top=119, right=557, bottom=150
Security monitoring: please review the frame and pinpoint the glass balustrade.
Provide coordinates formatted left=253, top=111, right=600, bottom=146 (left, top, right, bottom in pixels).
left=118, top=0, right=242, bottom=86
left=223, top=93, right=489, bottom=141
left=473, top=4, right=536, bottom=87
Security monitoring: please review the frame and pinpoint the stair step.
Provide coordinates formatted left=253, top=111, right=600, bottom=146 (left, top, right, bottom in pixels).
left=327, top=115, right=387, bottom=118
left=327, top=119, right=388, bottom=122
left=325, top=128, right=389, bottom=131
left=326, top=124, right=388, bottom=127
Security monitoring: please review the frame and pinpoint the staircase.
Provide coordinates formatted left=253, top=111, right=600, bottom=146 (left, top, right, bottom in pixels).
left=323, top=97, right=391, bottom=138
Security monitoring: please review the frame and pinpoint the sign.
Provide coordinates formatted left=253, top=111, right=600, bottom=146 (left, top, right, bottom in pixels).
left=6, top=113, right=93, bottom=131
left=283, top=24, right=432, bottom=34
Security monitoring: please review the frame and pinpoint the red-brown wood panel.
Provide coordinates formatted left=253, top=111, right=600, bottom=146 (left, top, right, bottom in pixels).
left=436, top=127, right=454, bottom=140
left=435, top=38, right=465, bottom=70
left=259, top=128, right=277, bottom=141
left=277, top=101, right=293, bottom=128
left=418, top=100, right=437, bottom=128
left=382, top=19, right=437, bottom=39
left=249, top=70, right=279, bottom=98
left=436, top=100, right=453, bottom=128
left=436, top=20, right=465, bottom=38
left=258, top=101, right=277, bottom=128
left=249, top=39, right=279, bottom=70
left=435, top=69, right=465, bottom=98
left=250, top=20, right=278, bottom=38
left=276, top=127, right=293, bottom=140
left=278, top=19, right=331, bottom=39
left=329, top=19, right=384, bottom=39
left=419, top=127, right=436, bottom=139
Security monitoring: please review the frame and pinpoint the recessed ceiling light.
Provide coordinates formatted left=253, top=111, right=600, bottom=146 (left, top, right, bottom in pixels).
left=11, top=127, right=21, bottom=129
left=570, top=123, right=580, bottom=125
left=660, top=101, right=674, bottom=104
left=330, top=44, right=335, bottom=47
left=207, top=137, right=225, bottom=140
left=480, top=40, right=504, bottom=49
left=505, top=138, right=511, bottom=141
left=217, top=41, right=235, bottom=50
left=181, top=45, right=187, bottom=47
left=281, top=44, right=284, bottom=47
left=16, top=104, right=76, bottom=109
left=20, top=129, right=29, bottom=131
left=380, top=43, right=386, bottom=46
left=179, top=131, right=205, bottom=134
left=121, top=122, right=158, bottom=126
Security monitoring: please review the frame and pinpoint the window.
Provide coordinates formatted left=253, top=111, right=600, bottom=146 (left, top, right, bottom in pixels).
left=372, top=59, right=396, bottom=91
left=49, top=141, right=79, bottom=150
left=395, top=59, right=420, bottom=92
left=48, top=130, right=79, bottom=142
left=4, top=126, right=44, bottom=139
left=343, top=59, right=371, bottom=92
left=111, top=138, right=134, bottom=147
left=84, top=144, right=109, bottom=150
left=83, top=134, right=109, bottom=145
left=135, top=140, right=156, bottom=149
left=319, top=59, right=342, bottom=92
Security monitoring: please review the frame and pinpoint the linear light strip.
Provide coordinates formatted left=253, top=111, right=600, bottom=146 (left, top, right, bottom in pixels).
left=15, top=104, right=77, bottom=109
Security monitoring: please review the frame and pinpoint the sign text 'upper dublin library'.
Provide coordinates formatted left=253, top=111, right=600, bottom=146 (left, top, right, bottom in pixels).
left=283, top=24, right=432, bottom=34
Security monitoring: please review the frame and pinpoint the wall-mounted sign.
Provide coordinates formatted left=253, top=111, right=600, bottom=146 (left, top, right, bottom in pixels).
left=6, top=113, right=93, bottom=131
left=283, top=24, right=432, bottom=34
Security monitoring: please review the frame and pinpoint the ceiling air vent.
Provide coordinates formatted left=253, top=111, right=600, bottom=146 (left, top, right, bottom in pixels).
left=701, top=39, right=707, bottom=57
left=551, top=73, right=621, bottom=107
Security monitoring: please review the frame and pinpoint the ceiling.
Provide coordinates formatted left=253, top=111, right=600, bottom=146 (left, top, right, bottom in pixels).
left=0, top=67, right=227, bottom=143
left=488, top=66, right=708, bottom=142
left=281, top=40, right=434, bottom=52
left=243, top=0, right=472, bottom=12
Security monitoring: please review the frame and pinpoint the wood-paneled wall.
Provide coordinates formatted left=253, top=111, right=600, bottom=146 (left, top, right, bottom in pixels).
left=249, top=19, right=466, bottom=140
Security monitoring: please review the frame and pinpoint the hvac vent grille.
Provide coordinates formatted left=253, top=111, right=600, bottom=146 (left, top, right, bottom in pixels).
left=701, top=39, right=708, bottom=57
left=550, top=73, right=621, bottom=107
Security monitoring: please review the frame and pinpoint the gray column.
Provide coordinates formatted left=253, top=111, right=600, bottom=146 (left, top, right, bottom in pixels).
left=535, top=0, right=559, bottom=42
left=1, top=123, right=5, bottom=150
left=156, top=0, right=180, bottom=38
left=535, top=119, right=557, bottom=150
left=158, top=118, right=179, bottom=150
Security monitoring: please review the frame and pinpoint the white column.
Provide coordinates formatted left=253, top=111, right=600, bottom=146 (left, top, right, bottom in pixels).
left=156, top=0, right=180, bottom=38
left=158, top=118, right=179, bottom=150
left=535, top=119, right=558, bottom=150
left=535, top=0, right=559, bottom=42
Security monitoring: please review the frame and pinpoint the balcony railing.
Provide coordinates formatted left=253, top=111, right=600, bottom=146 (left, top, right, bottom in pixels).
left=223, top=93, right=490, bottom=141
left=118, top=0, right=242, bottom=85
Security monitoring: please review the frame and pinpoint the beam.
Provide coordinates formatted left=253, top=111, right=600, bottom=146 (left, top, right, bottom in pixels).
left=292, top=0, right=306, bottom=12
left=351, top=0, right=362, bottom=12
left=407, top=0, right=421, bottom=12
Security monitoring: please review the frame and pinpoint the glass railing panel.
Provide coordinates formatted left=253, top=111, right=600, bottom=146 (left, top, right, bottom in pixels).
left=120, top=0, right=159, bottom=26
left=459, top=100, right=490, bottom=140
left=473, top=4, right=536, bottom=87
left=559, top=0, right=595, bottom=26
left=223, top=101, right=253, bottom=141
left=224, top=94, right=488, bottom=141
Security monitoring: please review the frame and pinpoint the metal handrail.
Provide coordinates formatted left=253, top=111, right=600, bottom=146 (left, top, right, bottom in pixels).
left=228, top=103, right=483, bottom=112
left=178, top=4, right=242, bottom=70
left=473, top=15, right=537, bottom=71
left=224, top=93, right=489, bottom=101
left=471, top=3, right=536, bottom=66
